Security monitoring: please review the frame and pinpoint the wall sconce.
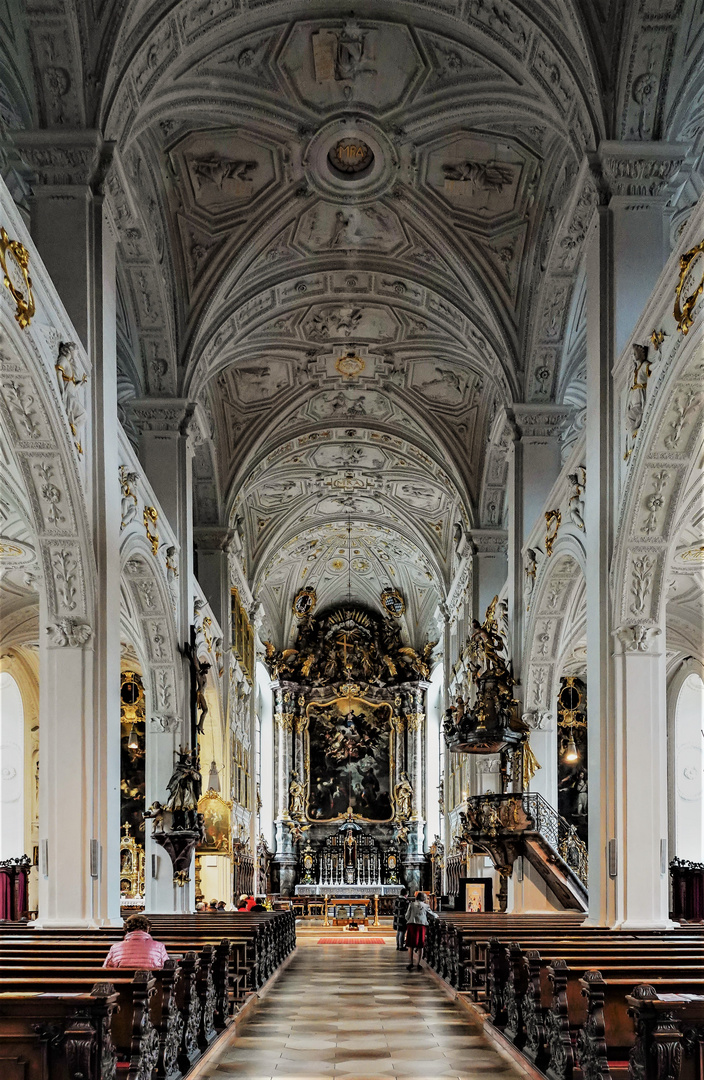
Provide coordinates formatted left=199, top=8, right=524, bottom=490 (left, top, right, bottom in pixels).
left=563, top=736, right=579, bottom=763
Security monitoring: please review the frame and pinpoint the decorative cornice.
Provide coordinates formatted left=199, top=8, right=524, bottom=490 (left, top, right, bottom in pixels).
left=127, top=399, right=209, bottom=443
left=46, top=617, right=92, bottom=647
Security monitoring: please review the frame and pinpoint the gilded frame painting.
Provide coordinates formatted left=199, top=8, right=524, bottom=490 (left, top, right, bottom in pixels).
left=197, top=791, right=232, bottom=855
left=305, top=695, right=394, bottom=822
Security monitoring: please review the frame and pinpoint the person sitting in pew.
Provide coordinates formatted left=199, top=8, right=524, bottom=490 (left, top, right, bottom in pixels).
left=103, top=914, right=170, bottom=969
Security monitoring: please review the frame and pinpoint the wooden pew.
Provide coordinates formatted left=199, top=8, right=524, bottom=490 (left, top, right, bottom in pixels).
left=0, top=982, right=118, bottom=1080
left=625, top=984, right=704, bottom=1080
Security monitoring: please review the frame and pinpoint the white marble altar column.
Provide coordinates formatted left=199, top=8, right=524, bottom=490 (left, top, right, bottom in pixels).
left=584, top=142, right=687, bottom=927
left=18, top=131, right=122, bottom=926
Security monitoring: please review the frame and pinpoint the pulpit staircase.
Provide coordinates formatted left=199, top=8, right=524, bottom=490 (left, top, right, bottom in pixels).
left=463, top=792, right=588, bottom=913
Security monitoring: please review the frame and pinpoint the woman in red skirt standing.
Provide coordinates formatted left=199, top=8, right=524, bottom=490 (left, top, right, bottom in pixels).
left=404, top=891, right=438, bottom=971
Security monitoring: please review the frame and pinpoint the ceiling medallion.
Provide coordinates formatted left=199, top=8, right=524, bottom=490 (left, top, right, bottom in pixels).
left=329, top=138, right=374, bottom=175
left=335, top=351, right=366, bottom=378
left=674, top=239, right=704, bottom=334
left=293, top=587, right=317, bottom=618
left=381, top=587, right=405, bottom=618
left=0, top=227, right=35, bottom=330
left=0, top=538, right=34, bottom=563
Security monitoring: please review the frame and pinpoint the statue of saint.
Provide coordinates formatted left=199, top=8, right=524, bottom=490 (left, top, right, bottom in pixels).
left=624, top=344, right=652, bottom=459
left=394, top=771, right=413, bottom=820
left=289, top=771, right=305, bottom=820
left=165, top=748, right=202, bottom=830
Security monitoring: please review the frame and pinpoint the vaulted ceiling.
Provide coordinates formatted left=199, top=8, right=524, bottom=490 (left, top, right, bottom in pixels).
left=3, top=0, right=704, bottom=646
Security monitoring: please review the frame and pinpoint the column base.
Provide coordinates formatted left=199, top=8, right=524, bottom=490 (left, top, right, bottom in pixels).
left=615, top=918, right=679, bottom=930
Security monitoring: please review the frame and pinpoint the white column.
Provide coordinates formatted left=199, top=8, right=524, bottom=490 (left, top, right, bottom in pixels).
left=20, top=132, right=122, bottom=927
left=613, top=624, right=671, bottom=927
left=584, top=142, right=687, bottom=927
left=469, top=531, right=508, bottom=620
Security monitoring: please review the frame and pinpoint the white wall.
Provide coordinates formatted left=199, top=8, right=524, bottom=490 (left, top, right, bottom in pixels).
left=0, top=672, right=25, bottom=859
left=674, top=673, right=704, bottom=862
left=425, top=663, right=443, bottom=845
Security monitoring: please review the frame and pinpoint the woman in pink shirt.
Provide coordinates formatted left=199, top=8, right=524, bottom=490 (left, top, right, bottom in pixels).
left=103, top=914, right=169, bottom=969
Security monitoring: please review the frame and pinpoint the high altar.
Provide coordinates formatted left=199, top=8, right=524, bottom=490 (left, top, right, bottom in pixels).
left=263, top=603, right=435, bottom=895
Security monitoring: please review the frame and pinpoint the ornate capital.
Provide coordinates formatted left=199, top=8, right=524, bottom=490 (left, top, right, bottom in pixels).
left=469, top=529, right=509, bottom=554
left=127, top=399, right=209, bottom=445
left=590, top=141, right=690, bottom=200
left=509, top=404, right=575, bottom=439
left=613, top=623, right=663, bottom=655
left=14, top=130, right=114, bottom=192
left=521, top=710, right=553, bottom=731
left=194, top=526, right=234, bottom=552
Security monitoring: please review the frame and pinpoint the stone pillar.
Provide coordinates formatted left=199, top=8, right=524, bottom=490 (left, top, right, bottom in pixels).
left=584, top=141, right=688, bottom=927
left=505, top=406, right=572, bottom=688
left=19, top=131, right=121, bottom=927
left=613, top=624, right=670, bottom=927
left=129, top=401, right=207, bottom=911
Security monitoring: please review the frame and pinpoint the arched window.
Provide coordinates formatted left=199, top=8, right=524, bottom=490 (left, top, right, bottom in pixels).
left=674, top=672, right=704, bottom=862
left=0, top=672, right=25, bottom=859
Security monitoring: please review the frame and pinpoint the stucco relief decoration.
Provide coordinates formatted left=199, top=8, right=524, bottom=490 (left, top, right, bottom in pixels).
left=674, top=240, right=704, bottom=335
left=281, top=20, right=420, bottom=111
left=428, top=135, right=524, bottom=218
left=624, top=344, right=653, bottom=460
left=3, top=379, right=41, bottom=438
left=297, top=202, right=403, bottom=253
left=663, top=389, right=703, bottom=451
left=335, top=351, right=365, bottom=379
left=55, top=342, right=87, bottom=456
left=34, top=462, right=65, bottom=526
left=0, top=227, right=35, bottom=329
left=629, top=553, right=655, bottom=615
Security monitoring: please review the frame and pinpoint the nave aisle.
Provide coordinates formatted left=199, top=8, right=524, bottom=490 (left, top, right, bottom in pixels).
left=198, top=928, right=522, bottom=1080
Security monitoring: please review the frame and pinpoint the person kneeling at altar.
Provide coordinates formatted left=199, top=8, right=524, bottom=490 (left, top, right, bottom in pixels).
left=103, top=914, right=170, bottom=969
left=404, top=892, right=437, bottom=972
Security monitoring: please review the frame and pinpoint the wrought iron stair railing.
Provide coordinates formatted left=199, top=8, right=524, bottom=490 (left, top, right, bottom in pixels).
left=463, top=791, right=588, bottom=891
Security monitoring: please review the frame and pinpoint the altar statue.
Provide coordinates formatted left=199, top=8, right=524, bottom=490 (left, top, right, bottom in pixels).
left=394, top=772, right=413, bottom=820
left=289, top=770, right=305, bottom=820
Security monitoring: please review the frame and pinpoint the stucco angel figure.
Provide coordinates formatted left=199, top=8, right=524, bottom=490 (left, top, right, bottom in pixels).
left=289, top=771, right=306, bottom=820
left=567, top=467, right=586, bottom=532
left=394, top=772, right=413, bottom=821
left=55, top=341, right=88, bottom=454
left=524, top=548, right=538, bottom=608
left=119, top=466, right=139, bottom=531
left=624, top=344, right=652, bottom=460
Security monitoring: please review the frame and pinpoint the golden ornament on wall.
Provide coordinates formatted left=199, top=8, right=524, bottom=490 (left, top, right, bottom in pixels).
left=0, top=226, right=35, bottom=330
left=143, top=506, right=159, bottom=555
left=335, top=351, right=366, bottom=378
left=545, top=509, right=561, bottom=556
left=674, top=239, right=704, bottom=335
left=380, top=586, right=405, bottom=617
left=292, top=586, right=317, bottom=618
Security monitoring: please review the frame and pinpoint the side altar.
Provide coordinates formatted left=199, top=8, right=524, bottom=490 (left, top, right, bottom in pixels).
left=263, top=603, right=436, bottom=896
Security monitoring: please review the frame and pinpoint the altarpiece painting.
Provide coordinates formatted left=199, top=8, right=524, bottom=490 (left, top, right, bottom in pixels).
left=306, top=697, right=393, bottom=822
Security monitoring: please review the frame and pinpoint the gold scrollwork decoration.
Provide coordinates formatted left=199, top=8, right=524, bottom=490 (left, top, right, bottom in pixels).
left=143, top=506, right=159, bottom=555
left=0, top=227, right=35, bottom=330
left=545, top=509, right=561, bottom=556
left=674, top=239, right=704, bottom=335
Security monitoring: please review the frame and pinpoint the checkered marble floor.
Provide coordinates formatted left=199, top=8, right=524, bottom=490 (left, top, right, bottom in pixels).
left=197, top=931, right=523, bottom=1080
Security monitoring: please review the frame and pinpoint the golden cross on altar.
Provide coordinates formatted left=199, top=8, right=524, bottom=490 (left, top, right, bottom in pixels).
left=338, top=631, right=353, bottom=674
